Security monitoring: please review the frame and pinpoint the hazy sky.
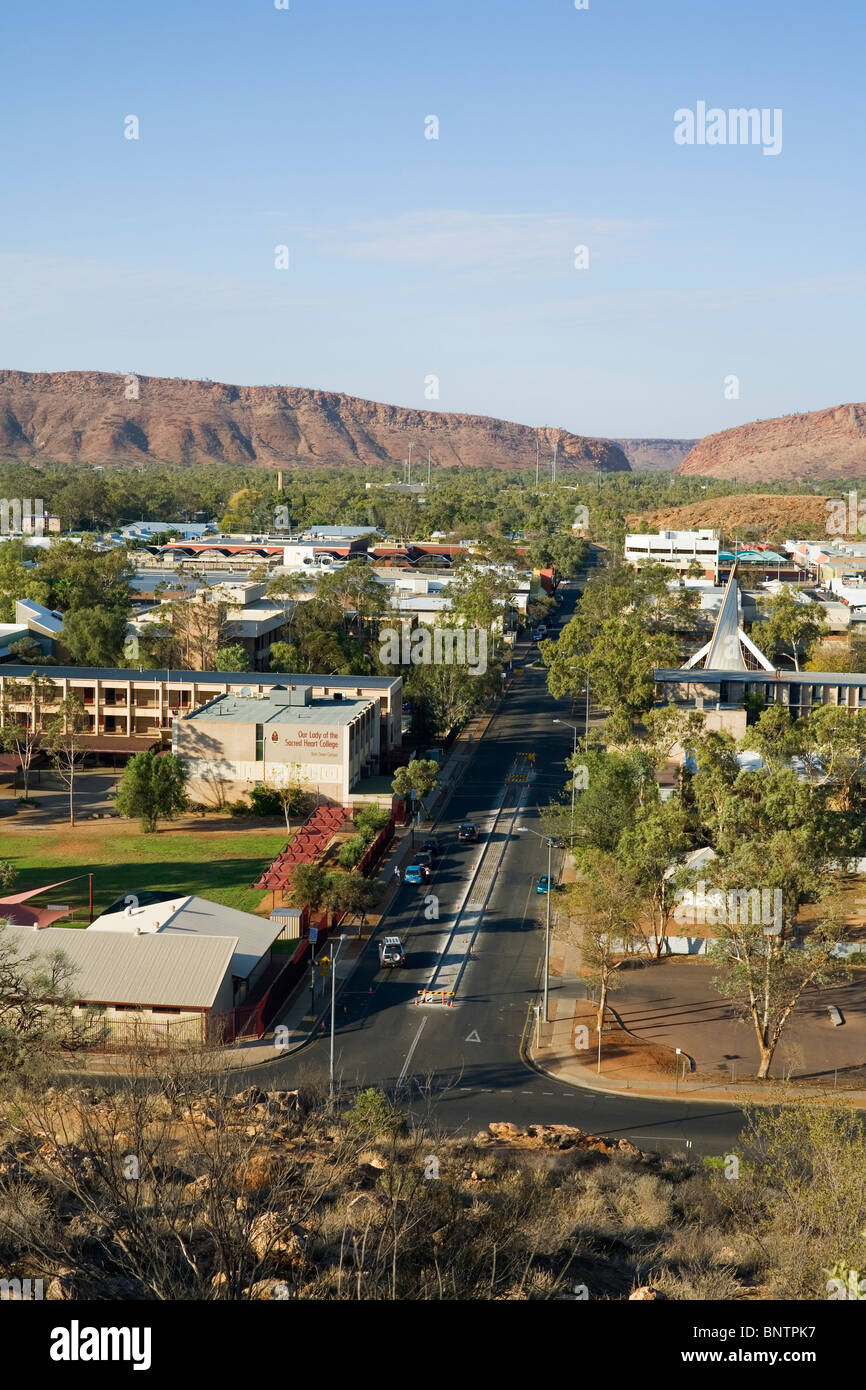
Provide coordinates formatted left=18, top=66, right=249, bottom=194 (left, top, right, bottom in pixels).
left=2, top=0, right=864, bottom=440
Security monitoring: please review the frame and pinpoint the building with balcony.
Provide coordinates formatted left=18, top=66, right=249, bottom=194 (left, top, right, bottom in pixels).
left=625, top=529, right=720, bottom=580
left=0, top=665, right=403, bottom=763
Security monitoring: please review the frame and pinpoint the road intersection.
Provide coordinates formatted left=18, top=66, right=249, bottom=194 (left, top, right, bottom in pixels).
left=257, top=586, right=747, bottom=1158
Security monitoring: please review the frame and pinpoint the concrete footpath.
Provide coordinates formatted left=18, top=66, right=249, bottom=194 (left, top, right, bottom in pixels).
left=527, top=945, right=866, bottom=1107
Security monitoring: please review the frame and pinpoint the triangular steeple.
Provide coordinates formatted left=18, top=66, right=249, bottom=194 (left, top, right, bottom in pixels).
left=684, top=566, right=774, bottom=672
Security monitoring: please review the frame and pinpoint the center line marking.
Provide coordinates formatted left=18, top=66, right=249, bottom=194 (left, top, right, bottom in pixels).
left=396, top=1017, right=427, bottom=1088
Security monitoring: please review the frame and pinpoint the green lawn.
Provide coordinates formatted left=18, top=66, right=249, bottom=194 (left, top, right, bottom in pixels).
left=3, top=825, right=290, bottom=918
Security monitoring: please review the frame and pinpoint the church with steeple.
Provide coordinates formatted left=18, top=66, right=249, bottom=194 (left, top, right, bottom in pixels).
left=653, top=566, right=866, bottom=736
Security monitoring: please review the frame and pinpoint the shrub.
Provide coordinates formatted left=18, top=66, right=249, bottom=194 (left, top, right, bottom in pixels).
left=354, top=805, right=390, bottom=836
left=249, top=786, right=283, bottom=816
left=338, top=834, right=367, bottom=869
left=344, top=1088, right=407, bottom=1137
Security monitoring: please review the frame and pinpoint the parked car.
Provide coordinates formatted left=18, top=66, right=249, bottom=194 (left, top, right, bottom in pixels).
left=536, top=874, right=553, bottom=894
left=379, top=936, right=406, bottom=967
left=413, top=849, right=433, bottom=867
left=421, top=837, right=440, bottom=859
left=532, top=627, right=546, bottom=642
left=404, top=863, right=424, bottom=885
left=458, top=821, right=478, bottom=842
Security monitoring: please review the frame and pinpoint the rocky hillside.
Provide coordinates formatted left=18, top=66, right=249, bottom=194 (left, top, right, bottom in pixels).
left=0, top=371, right=629, bottom=473
left=628, top=494, right=834, bottom=539
left=612, top=438, right=698, bottom=471
left=678, top=402, right=866, bottom=482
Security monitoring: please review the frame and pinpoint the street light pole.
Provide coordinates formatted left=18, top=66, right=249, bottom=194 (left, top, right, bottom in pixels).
left=544, top=834, right=552, bottom=1022
left=515, top=824, right=556, bottom=1024
left=329, top=935, right=346, bottom=1102
left=553, top=717, right=580, bottom=843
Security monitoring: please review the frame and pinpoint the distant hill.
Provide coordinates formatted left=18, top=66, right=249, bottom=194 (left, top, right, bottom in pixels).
left=612, top=438, right=698, bottom=471
left=0, top=370, right=630, bottom=473
left=627, top=494, right=834, bottom=539
left=677, top=402, right=866, bottom=482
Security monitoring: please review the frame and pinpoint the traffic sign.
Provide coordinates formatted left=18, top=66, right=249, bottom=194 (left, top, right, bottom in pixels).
left=308, top=926, right=319, bottom=943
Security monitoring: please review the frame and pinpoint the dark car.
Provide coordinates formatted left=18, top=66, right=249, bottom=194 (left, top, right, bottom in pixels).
left=421, top=837, right=440, bottom=859
left=458, top=821, right=478, bottom=842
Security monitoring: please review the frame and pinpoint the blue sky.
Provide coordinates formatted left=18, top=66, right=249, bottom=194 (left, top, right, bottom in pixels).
left=2, top=0, right=864, bottom=440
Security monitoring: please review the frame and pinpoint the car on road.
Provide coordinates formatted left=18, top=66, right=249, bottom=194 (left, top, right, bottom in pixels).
left=378, top=936, right=406, bottom=967
left=421, top=837, right=440, bottom=859
left=536, top=874, right=553, bottom=894
left=413, top=849, right=433, bottom=867
left=532, top=627, right=546, bottom=642
left=403, top=863, right=425, bottom=884
left=458, top=821, right=478, bottom=842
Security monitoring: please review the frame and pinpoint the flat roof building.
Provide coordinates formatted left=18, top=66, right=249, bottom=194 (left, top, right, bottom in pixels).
left=173, top=687, right=380, bottom=806
left=0, top=665, right=403, bottom=761
left=625, top=529, right=719, bottom=581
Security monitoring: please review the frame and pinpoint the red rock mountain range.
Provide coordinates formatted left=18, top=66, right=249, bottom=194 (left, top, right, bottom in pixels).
left=678, top=402, right=866, bottom=482
left=0, top=371, right=630, bottom=473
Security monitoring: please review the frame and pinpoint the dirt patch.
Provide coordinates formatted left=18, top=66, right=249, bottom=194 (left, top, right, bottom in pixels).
left=567, top=1000, right=684, bottom=1086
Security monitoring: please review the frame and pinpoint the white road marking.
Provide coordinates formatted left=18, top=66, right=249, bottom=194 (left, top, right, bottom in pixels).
left=396, top=1017, right=427, bottom=1088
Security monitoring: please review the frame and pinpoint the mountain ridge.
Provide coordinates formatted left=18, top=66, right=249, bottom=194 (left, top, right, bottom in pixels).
left=0, top=370, right=630, bottom=474
left=677, top=401, right=866, bottom=482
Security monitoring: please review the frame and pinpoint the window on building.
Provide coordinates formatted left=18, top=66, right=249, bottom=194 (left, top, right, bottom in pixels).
left=255, top=723, right=264, bottom=760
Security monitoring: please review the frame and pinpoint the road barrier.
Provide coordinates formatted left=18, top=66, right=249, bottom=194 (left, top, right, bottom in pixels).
left=414, top=989, right=454, bottom=1007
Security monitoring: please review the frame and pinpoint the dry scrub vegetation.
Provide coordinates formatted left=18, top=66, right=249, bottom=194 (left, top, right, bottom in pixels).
left=0, top=1052, right=862, bottom=1301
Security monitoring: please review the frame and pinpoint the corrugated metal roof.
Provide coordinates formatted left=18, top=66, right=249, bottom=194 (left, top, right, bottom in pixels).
left=2, top=925, right=236, bottom=1008
left=91, top=895, right=283, bottom=980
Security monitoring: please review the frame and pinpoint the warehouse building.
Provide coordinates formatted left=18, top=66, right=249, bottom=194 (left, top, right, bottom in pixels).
left=0, top=924, right=238, bottom=1046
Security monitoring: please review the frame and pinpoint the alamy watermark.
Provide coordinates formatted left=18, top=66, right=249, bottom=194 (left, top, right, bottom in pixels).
left=0, top=499, right=45, bottom=536
left=0, top=1277, right=43, bottom=1300
left=826, top=491, right=866, bottom=537
left=674, top=103, right=782, bottom=157
left=673, top=882, right=783, bottom=936
left=379, top=620, right=487, bottom=675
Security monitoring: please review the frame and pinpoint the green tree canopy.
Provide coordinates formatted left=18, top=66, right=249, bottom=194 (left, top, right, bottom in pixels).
left=115, top=751, right=189, bottom=833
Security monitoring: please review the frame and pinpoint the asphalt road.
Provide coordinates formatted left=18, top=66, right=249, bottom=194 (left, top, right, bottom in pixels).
left=248, top=584, right=747, bottom=1158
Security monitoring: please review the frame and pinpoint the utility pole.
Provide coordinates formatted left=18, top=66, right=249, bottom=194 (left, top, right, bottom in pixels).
left=427, top=448, right=431, bottom=486
left=514, top=825, right=554, bottom=1022
left=552, top=441, right=557, bottom=485
left=407, top=442, right=413, bottom=486
left=329, top=935, right=346, bottom=1101
left=535, top=440, right=540, bottom=487
left=544, top=834, right=552, bottom=1021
